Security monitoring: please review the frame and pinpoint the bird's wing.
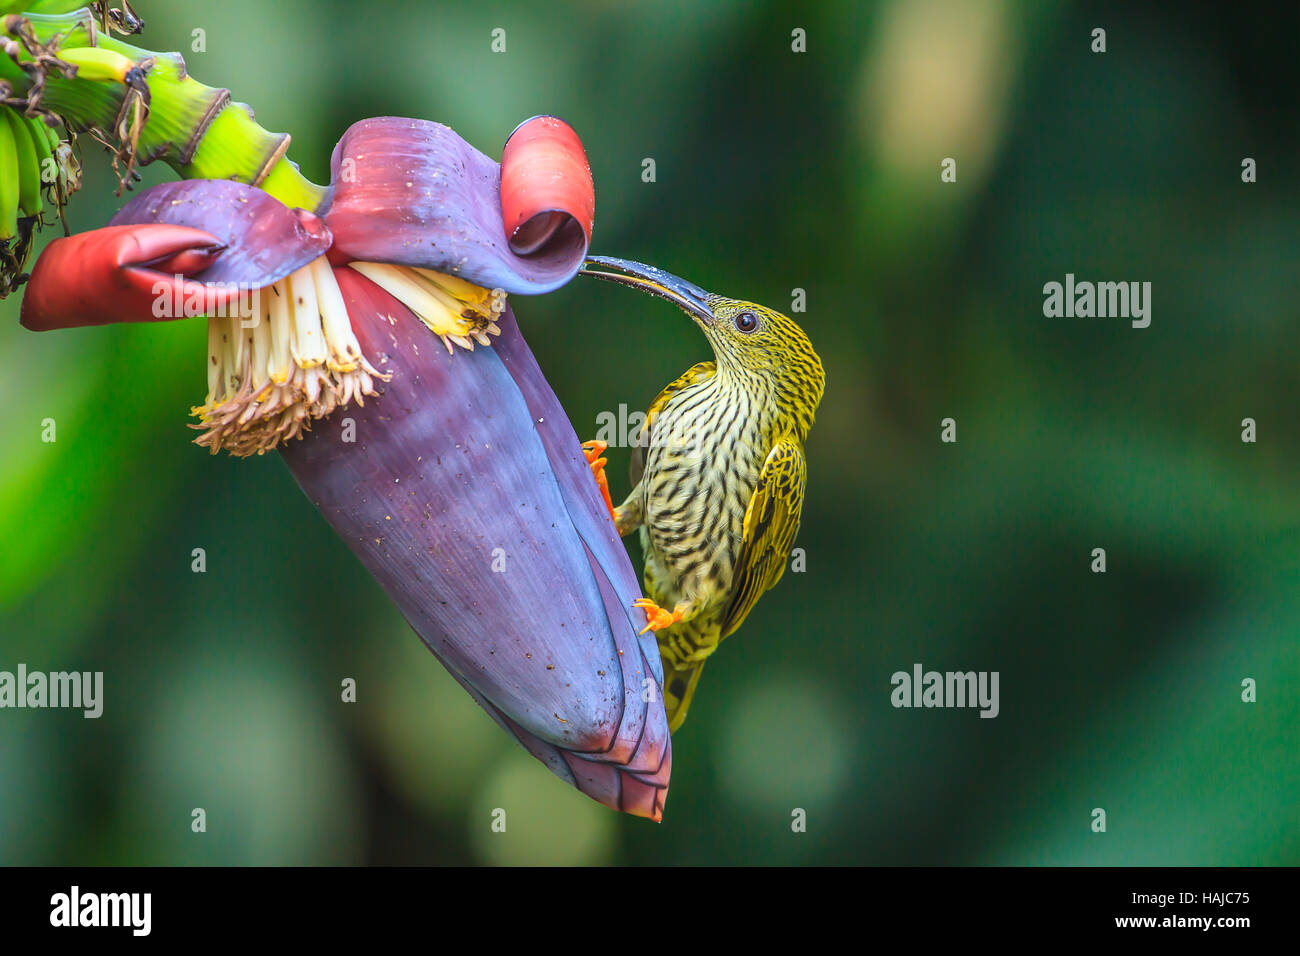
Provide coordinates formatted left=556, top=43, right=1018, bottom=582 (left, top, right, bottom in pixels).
left=629, top=360, right=716, bottom=487
left=719, top=438, right=806, bottom=639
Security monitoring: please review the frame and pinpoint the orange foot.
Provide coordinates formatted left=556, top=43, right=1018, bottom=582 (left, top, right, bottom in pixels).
left=582, top=439, right=617, bottom=525
left=633, top=597, right=684, bottom=635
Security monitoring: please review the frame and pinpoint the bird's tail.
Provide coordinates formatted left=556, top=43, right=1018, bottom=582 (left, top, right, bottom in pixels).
left=663, top=659, right=706, bottom=733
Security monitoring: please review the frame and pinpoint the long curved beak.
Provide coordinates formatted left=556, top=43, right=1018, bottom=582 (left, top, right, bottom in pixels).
left=578, top=255, right=715, bottom=324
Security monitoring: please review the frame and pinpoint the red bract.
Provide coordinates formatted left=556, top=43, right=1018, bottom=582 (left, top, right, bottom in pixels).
left=21, top=188, right=332, bottom=332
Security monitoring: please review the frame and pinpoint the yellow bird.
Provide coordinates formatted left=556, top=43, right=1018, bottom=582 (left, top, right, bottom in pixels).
left=580, top=257, right=825, bottom=732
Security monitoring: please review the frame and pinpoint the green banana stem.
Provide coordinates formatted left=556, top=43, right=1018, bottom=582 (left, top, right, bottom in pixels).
left=2, top=7, right=328, bottom=210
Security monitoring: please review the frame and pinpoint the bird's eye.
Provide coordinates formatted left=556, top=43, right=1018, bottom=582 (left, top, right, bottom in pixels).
left=734, top=311, right=759, bottom=333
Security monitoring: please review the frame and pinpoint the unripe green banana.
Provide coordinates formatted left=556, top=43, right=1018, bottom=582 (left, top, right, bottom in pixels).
left=23, top=114, right=55, bottom=201
left=0, top=108, right=20, bottom=242
left=18, top=0, right=91, bottom=15
left=32, top=118, right=79, bottom=202
left=58, top=47, right=135, bottom=83
left=5, top=109, right=43, bottom=218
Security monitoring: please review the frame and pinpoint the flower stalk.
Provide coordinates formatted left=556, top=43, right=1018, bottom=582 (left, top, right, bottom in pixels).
left=2, top=6, right=326, bottom=210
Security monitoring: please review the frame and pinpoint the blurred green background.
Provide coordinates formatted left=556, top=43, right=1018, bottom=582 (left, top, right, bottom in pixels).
left=1, top=0, right=1297, bottom=865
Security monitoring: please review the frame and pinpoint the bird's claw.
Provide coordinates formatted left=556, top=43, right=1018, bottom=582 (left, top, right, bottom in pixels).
left=633, top=598, right=683, bottom=635
left=581, top=439, right=617, bottom=526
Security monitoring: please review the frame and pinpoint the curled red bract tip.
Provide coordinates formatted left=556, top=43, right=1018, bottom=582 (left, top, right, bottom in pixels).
left=501, top=115, right=595, bottom=256
left=20, top=224, right=229, bottom=331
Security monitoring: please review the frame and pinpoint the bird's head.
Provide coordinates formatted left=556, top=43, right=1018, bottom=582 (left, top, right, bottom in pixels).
left=580, top=256, right=824, bottom=435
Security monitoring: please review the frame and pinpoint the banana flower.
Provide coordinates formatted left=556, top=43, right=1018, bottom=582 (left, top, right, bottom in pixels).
left=19, top=115, right=672, bottom=820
